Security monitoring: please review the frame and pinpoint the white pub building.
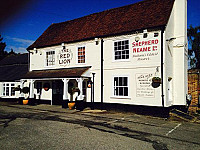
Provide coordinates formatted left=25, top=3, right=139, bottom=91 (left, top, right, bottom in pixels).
left=22, top=0, right=188, bottom=114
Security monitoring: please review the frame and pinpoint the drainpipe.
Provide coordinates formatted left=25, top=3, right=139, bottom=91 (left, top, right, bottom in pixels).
left=101, top=39, right=104, bottom=110
left=92, top=73, right=95, bottom=110
left=161, top=28, right=165, bottom=107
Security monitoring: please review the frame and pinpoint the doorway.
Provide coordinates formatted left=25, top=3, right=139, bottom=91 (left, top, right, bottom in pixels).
left=52, top=80, right=63, bottom=105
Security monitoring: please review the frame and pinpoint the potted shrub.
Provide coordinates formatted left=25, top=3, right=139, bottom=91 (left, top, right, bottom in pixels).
left=22, top=87, right=29, bottom=105
left=152, top=77, right=161, bottom=83
left=43, top=83, right=50, bottom=91
left=68, top=86, right=80, bottom=109
left=152, top=77, right=161, bottom=88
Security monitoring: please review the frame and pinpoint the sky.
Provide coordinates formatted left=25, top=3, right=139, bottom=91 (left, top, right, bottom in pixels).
left=0, top=0, right=200, bottom=54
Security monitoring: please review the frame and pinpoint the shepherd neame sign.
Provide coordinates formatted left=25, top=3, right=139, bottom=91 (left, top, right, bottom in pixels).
left=132, top=39, right=159, bottom=61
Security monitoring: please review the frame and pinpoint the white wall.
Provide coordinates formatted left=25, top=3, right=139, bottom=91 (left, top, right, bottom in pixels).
left=172, top=0, right=188, bottom=105
left=29, top=31, right=164, bottom=106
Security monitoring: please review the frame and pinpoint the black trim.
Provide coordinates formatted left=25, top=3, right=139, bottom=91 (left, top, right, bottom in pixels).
left=161, top=28, right=165, bottom=107
left=101, top=39, right=104, bottom=110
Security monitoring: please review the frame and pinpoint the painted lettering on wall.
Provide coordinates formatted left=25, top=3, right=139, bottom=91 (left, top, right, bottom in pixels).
left=58, top=49, right=73, bottom=66
left=136, top=73, right=155, bottom=98
left=132, top=38, right=159, bottom=61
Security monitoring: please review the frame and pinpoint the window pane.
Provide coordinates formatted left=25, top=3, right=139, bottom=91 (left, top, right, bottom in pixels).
left=116, top=87, right=119, bottom=95
left=124, top=87, right=128, bottom=96
left=124, top=77, right=127, bottom=86
left=114, top=77, right=118, bottom=86
left=3, top=87, right=5, bottom=96
left=11, top=87, right=15, bottom=96
left=6, top=87, right=9, bottom=96
left=119, top=77, right=122, bottom=86
left=119, top=87, right=123, bottom=96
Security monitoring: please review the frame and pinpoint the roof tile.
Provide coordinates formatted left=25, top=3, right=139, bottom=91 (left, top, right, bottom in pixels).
left=28, top=0, right=174, bottom=50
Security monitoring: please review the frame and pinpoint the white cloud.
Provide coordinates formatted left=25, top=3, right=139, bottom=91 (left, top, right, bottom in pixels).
left=5, top=36, right=34, bottom=46
left=6, top=46, right=27, bottom=53
left=4, top=36, right=34, bottom=53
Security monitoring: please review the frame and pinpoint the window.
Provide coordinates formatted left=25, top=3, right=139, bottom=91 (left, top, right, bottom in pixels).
left=11, top=84, right=15, bottom=96
left=114, top=40, right=129, bottom=60
left=78, top=47, right=85, bottom=63
left=114, top=77, right=128, bottom=97
left=2, top=83, right=15, bottom=97
left=46, top=51, right=55, bottom=66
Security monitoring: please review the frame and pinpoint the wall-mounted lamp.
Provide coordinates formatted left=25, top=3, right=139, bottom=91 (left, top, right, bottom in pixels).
left=61, top=43, right=65, bottom=49
left=166, top=37, right=176, bottom=42
left=135, top=36, right=140, bottom=42
left=29, top=51, right=34, bottom=54
left=95, top=38, right=99, bottom=45
left=143, top=29, right=148, bottom=38
left=34, top=48, right=37, bottom=54
left=154, top=33, right=159, bottom=37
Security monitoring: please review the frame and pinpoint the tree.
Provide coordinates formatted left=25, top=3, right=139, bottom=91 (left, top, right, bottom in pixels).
left=188, top=25, right=200, bottom=69
left=8, top=48, right=17, bottom=55
left=0, top=34, right=7, bottom=60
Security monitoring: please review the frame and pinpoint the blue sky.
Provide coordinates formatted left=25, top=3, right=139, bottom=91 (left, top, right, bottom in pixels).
left=0, top=0, right=199, bottom=53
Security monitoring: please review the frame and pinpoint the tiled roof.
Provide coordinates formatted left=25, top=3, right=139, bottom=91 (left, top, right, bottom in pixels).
left=23, top=67, right=91, bottom=79
left=0, top=54, right=28, bottom=81
left=27, top=0, right=175, bottom=50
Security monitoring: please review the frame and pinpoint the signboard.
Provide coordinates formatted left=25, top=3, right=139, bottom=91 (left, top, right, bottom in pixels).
left=132, top=38, right=159, bottom=62
left=58, top=48, right=73, bottom=66
left=136, top=73, right=155, bottom=98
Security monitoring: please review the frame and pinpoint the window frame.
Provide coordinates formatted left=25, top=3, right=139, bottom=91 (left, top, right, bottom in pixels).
left=45, top=50, right=55, bottom=67
left=113, top=39, right=130, bottom=62
left=77, top=46, right=86, bottom=64
left=112, top=75, right=130, bottom=98
left=2, top=82, right=16, bottom=97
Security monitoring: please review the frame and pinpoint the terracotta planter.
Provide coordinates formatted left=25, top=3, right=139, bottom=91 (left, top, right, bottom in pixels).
left=23, top=100, right=29, bottom=105
left=68, top=102, right=76, bottom=110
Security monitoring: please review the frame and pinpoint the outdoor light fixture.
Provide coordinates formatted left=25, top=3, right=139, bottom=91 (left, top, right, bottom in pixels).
left=166, top=37, right=176, bottom=42
left=154, top=32, right=159, bottom=37
left=135, top=36, right=140, bottom=42
left=143, top=29, right=148, bottom=38
left=34, top=48, right=37, bottom=54
left=61, top=43, right=65, bottom=49
left=95, top=38, right=99, bottom=45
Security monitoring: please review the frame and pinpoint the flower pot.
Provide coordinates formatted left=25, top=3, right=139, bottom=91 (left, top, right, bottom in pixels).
left=68, top=102, right=76, bottom=110
left=23, top=100, right=29, bottom=105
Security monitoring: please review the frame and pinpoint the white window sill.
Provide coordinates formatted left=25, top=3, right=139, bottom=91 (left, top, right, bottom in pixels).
left=0, top=96, right=16, bottom=98
left=110, top=96, right=131, bottom=99
left=113, top=59, right=130, bottom=62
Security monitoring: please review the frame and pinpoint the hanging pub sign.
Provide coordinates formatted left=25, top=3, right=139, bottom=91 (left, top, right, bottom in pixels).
left=58, top=48, right=73, bottom=66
